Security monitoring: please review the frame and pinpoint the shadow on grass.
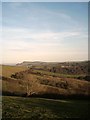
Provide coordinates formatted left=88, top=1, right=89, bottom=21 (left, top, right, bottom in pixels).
left=2, top=91, right=90, bottom=100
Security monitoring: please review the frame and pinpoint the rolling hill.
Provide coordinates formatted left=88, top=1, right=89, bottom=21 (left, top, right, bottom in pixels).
left=1, top=61, right=90, bottom=98
left=1, top=61, right=90, bottom=119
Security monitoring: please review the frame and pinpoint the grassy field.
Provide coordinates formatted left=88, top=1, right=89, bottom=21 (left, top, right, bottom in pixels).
left=1, top=65, right=27, bottom=77
left=2, top=96, right=89, bottom=119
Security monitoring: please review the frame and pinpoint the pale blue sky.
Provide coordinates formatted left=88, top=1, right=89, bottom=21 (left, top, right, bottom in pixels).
left=1, top=0, right=89, bottom=2
left=1, top=2, right=88, bottom=63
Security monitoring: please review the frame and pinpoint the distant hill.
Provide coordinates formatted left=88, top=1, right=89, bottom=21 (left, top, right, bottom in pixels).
left=16, top=61, right=88, bottom=67
left=16, top=61, right=88, bottom=75
left=16, top=61, right=47, bottom=66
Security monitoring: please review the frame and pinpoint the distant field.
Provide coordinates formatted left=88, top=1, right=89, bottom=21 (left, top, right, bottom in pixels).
left=1, top=65, right=27, bottom=77
left=33, top=69, right=86, bottom=79
left=2, top=96, right=89, bottom=119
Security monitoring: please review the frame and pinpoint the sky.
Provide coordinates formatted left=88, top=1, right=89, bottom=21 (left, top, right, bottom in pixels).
left=1, top=2, right=88, bottom=64
left=1, top=0, right=89, bottom=2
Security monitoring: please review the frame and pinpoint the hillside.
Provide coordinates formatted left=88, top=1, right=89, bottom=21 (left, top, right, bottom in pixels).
left=1, top=65, right=27, bottom=78
left=1, top=61, right=90, bottom=98
left=1, top=61, right=90, bottom=119
left=16, top=61, right=88, bottom=75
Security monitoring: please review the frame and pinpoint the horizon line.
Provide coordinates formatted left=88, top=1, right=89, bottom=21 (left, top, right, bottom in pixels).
left=1, top=59, right=89, bottom=65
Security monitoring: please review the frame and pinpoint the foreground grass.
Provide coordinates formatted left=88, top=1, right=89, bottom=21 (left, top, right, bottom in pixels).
left=2, top=96, right=89, bottom=119
left=0, top=96, right=2, bottom=120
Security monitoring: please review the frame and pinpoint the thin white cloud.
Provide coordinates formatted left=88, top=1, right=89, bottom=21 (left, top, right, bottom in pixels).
left=3, top=27, right=80, bottom=42
left=2, top=27, right=82, bottom=54
left=2, top=26, right=88, bottom=64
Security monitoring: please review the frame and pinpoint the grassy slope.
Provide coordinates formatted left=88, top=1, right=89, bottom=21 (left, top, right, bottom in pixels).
left=1, top=65, right=28, bottom=96
left=2, top=96, right=89, bottom=119
left=2, top=65, right=90, bottom=97
left=1, top=65, right=27, bottom=77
